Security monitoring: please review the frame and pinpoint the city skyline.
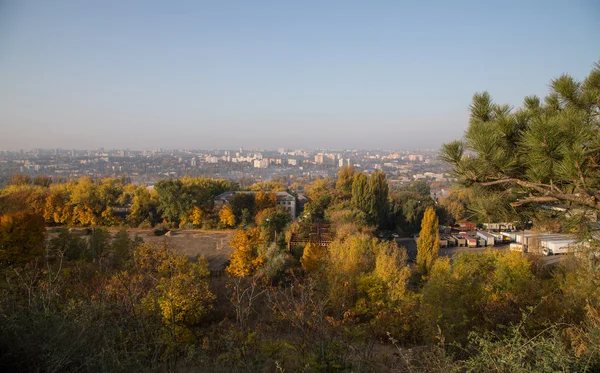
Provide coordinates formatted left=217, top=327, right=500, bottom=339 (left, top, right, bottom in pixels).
left=1, top=1, right=598, bottom=150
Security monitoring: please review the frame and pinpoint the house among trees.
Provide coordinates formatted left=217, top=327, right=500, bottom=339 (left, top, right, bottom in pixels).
left=214, top=191, right=297, bottom=219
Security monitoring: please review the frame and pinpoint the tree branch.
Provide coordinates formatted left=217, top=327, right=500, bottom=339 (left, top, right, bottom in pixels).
left=480, top=178, right=599, bottom=210
left=510, top=196, right=559, bottom=207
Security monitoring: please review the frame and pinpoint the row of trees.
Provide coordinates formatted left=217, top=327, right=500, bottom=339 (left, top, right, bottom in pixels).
left=0, top=176, right=296, bottom=230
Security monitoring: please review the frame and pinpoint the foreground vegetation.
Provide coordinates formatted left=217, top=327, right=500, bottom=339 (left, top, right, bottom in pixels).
left=1, top=64, right=599, bottom=372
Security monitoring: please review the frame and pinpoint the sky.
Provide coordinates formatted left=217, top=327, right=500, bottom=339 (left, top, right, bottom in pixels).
left=0, top=1, right=598, bottom=151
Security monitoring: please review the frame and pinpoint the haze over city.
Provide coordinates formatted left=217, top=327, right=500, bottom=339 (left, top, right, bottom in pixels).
left=0, top=1, right=598, bottom=150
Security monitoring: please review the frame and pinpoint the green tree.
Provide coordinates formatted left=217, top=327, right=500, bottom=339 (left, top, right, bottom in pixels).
left=440, top=63, right=600, bottom=237
left=89, top=227, right=111, bottom=262
left=416, top=206, right=440, bottom=275
left=368, top=170, right=389, bottom=227
left=304, top=178, right=333, bottom=219
left=109, top=228, right=137, bottom=268
left=48, top=228, right=88, bottom=261
left=351, top=172, right=370, bottom=216
left=154, top=179, right=194, bottom=227
left=230, top=193, right=255, bottom=222
left=127, top=185, right=159, bottom=227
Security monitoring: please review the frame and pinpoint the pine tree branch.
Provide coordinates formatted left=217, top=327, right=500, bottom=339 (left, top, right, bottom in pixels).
left=480, top=178, right=599, bottom=210
left=510, top=196, right=559, bottom=207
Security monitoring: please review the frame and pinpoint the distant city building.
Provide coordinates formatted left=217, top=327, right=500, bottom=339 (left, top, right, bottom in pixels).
left=254, top=159, right=269, bottom=168
left=338, top=158, right=351, bottom=167
left=315, top=154, right=324, bottom=164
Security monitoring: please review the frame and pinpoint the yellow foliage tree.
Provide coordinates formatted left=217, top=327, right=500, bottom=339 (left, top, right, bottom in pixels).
left=416, top=206, right=440, bottom=275
left=255, top=191, right=277, bottom=212
left=226, top=228, right=263, bottom=277
left=130, top=243, right=214, bottom=341
left=0, top=212, right=46, bottom=266
left=373, top=242, right=411, bottom=303
left=189, top=206, right=204, bottom=228
left=300, top=242, right=328, bottom=273
left=219, top=205, right=236, bottom=228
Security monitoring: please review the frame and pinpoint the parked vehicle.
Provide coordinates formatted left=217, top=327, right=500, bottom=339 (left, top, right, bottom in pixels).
left=510, top=243, right=525, bottom=252
left=543, top=240, right=578, bottom=256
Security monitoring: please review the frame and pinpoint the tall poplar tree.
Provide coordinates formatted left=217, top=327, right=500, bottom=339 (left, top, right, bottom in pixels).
left=368, top=171, right=389, bottom=227
left=351, top=172, right=370, bottom=213
left=416, top=206, right=440, bottom=275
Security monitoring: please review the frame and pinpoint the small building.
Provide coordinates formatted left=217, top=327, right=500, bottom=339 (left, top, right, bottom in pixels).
left=456, top=221, right=477, bottom=231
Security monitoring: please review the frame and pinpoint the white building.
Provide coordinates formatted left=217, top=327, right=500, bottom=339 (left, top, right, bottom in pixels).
left=254, top=159, right=269, bottom=168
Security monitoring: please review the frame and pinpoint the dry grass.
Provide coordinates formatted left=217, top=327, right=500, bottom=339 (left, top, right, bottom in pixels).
left=121, top=229, right=233, bottom=270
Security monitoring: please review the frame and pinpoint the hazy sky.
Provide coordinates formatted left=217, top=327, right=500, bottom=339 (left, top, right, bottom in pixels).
left=0, top=1, right=598, bottom=151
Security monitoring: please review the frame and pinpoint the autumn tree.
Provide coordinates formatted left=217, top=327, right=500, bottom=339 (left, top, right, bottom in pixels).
left=33, top=175, right=52, bottom=187
left=226, top=228, right=264, bottom=277
left=133, top=243, right=215, bottom=339
left=438, top=187, right=473, bottom=224
left=416, top=206, right=440, bottom=275
left=249, top=181, right=286, bottom=192
left=254, top=191, right=277, bottom=212
left=188, top=206, right=204, bottom=228
left=44, top=190, right=71, bottom=224
left=303, top=178, right=333, bottom=218
left=127, top=185, right=159, bottom=227
left=255, top=206, right=291, bottom=242
left=8, top=173, right=31, bottom=186
left=0, top=212, right=45, bottom=266
left=300, top=242, right=328, bottom=273
left=219, top=205, right=236, bottom=228
left=420, top=251, right=537, bottom=345
left=335, top=166, right=355, bottom=198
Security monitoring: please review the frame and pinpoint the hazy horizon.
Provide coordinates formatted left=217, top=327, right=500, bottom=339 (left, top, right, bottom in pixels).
left=1, top=1, right=598, bottom=151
